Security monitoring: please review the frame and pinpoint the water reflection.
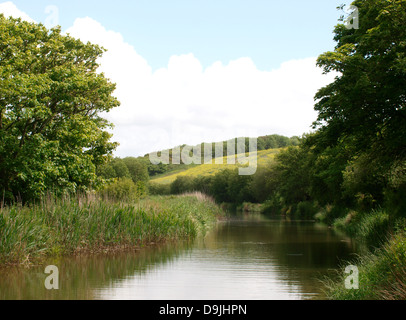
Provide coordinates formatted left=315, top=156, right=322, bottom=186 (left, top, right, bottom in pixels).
left=0, top=214, right=361, bottom=300
left=0, top=241, right=194, bottom=300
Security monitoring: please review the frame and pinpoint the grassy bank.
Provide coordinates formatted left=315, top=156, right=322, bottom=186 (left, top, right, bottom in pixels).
left=0, top=192, right=224, bottom=267
left=323, top=230, right=406, bottom=300
left=271, top=200, right=406, bottom=300
left=316, top=206, right=406, bottom=300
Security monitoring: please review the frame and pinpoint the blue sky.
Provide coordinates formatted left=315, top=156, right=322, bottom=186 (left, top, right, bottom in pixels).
left=1, top=1, right=351, bottom=157
left=8, top=0, right=351, bottom=71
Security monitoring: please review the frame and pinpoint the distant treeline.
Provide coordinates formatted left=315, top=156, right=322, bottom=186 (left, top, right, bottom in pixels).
left=94, top=134, right=299, bottom=201
left=145, top=134, right=300, bottom=177
left=151, top=131, right=405, bottom=231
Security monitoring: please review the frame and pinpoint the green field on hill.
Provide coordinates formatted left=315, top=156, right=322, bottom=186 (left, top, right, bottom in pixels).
left=150, top=148, right=282, bottom=185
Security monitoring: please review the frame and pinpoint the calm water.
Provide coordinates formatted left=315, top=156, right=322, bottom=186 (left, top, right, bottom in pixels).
left=0, top=214, right=362, bottom=300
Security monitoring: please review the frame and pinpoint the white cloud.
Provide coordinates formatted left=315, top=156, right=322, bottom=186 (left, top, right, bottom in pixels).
left=0, top=1, right=35, bottom=22
left=67, top=16, right=336, bottom=157
left=1, top=4, right=337, bottom=157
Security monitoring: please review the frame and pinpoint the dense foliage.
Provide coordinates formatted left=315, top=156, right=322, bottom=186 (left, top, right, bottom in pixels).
left=314, top=0, right=406, bottom=162
left=97, top=157, right=150, bottom=200
left=0, top=15, right=120, bottom=202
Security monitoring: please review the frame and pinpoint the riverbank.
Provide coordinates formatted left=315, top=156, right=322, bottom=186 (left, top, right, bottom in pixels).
left=247, top=200, right=406, bottom=300
left=0, top=192, right=224, bottom=267
left=316, top=207, right=406, bottom=300
left=322, top=230, right=406, bottom=299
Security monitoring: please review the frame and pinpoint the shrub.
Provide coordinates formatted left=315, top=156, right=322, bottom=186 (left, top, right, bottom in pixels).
left=170, top=176, right=195, bottom=195
left=148, top=182, right=171, bottom=195
left=315, top=205, right=348, bottom=225
left=260, top=194, right=283, bottom=216
left=295, top=201, right=319, bottom=219
left=237, top=202, right=262, bottom=213
left=332, top=210, right=359, bottom=235
left=100, top=178, right=138, bottom=201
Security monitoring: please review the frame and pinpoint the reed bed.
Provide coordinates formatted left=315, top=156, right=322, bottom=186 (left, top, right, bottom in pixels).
left=0, top=192, right=223, bottom=267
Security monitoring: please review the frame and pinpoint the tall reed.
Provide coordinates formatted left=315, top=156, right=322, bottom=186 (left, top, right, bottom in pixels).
left=0, top=192, right=223, bottom=266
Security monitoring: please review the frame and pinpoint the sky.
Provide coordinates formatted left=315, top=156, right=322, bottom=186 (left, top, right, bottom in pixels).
left=0, top=1, right=351, bottom=157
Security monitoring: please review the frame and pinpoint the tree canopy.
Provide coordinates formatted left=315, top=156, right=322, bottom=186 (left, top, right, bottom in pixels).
left=313, top=0, right=406, bottom=162
left=0, top=15, right=120, bottom=202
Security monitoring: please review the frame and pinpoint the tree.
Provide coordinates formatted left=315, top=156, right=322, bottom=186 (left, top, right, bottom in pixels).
left=122, top=157, right=149, bottom=183
left=207, top=169, right=230, bottom=203
left=314, top=0, right=406, bottom=162
left=251, top=162, right=279, bottom=203
left=170, top=176, right=194, bottom=195
left=0, top=15, right=120, bottom=201
left=272, top=146, right=313, bottom=205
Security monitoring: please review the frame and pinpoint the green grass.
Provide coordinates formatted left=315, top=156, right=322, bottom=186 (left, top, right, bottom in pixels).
left=323, top=231, right=406, bottom=300
left=0, top=193, right=224, bottom=267
left=332, top=208, right=391, bottom=249
left=322, top=208, right=406, bottom=300
left=151, top=148, right=281, bottom=185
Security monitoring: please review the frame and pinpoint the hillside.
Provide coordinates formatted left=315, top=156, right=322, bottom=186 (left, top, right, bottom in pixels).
left=150, top=148, right=281, bottom=185
left=145, top=134, right=299, bottom=179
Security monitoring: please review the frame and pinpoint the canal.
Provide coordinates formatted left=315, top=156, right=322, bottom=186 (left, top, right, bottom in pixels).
left=0, top=214, right=362, bottom=300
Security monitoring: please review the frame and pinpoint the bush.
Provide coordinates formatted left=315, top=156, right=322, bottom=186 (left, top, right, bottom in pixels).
left=100, top=178, right=138, bottom=201
left=237, top=202, right=262, bottom=213
left=191, top=176, right=213, bottom=195
left=384, top=182, right=406, bottom=220
left=148, top=183, right=171, bottom=195
left=260, top=194, right=283, bottom=216
left=315, top=205, right=348, bottom=225
left=332, top=210, right=360, bottom=235
left=295, top=201, right=319, bottom=219
left=170, top=176, right=195, bottom=195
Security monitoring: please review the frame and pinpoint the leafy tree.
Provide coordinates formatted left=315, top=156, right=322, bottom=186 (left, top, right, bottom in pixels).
left=210, top=169, right=234, bottom=203
left=102, top=177, right=137, bottom=201
left=272, top=146, right=313, bottom=204
left=342, top=153, right=387, bottom=209
left=0, top=15, right=120, bottom=201
left=170, top=176, right=194, bottom=195
left=304, top=132, right=355, bottom=206
left=147, top=162, right=169, bottom=177
left=226, top=169, right=255, bottom=204
left=97, top=162, right=117, bottom=180
left=314, top=0, right=406, bottom=162
left=110, top=158, right=131, bottom=179
left=206, top=168, right=254, bottom=204
left=191, top=175, right=213, bottom=195
left=122, top=157, right=149, bottom=183
left=251, top=162, right=280, bottom=203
